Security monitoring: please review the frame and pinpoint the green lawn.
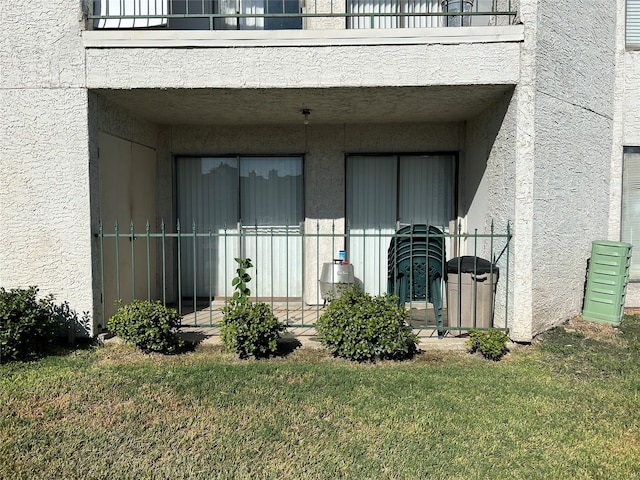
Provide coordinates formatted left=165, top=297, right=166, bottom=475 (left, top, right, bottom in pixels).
left=1, top=316, right=640, bottom=479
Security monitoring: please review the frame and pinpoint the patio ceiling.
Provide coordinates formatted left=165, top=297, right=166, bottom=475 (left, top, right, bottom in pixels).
left=94, top=84, right=514, bottom=126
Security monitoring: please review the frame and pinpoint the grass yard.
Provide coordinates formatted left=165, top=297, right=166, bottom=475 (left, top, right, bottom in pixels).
left=1, top=316, right=640, bottom=479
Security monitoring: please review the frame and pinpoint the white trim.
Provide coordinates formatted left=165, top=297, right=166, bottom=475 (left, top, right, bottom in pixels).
left=82, top=25, right=524, bottom=48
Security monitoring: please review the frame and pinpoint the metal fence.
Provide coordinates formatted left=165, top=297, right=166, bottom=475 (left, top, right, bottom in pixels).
left=96, top=219, right=512, bottom=337
left=89, top=0, right=516, bottom=30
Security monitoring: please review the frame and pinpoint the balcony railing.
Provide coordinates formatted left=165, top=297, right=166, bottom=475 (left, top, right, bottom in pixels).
left=90, top=0, right=517, bottom=30
left=95, top=219, right=512, bottom=338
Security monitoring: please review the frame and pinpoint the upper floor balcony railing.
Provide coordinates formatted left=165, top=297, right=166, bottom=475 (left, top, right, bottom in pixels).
left=90, top=0, right=517, bottom=31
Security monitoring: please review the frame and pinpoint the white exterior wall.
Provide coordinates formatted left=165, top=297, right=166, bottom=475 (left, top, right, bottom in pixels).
left=464, top=91, right=517, bottom=332
left=2, top=0, right=628, bottom=340
left=156, top=122, right=462, bottom=305
left=84, top=40, right=521, bottom=90
left=612, top=0, right=640, bottom=307
left=0, top=1, right=93, bottom=327
left=619, top=50, right=640, bottom=306
left=526, top=0, right=616, bottom=335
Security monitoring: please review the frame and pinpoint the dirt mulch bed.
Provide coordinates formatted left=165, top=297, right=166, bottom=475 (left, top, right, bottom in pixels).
left=563, top=315, right=622, bottom=344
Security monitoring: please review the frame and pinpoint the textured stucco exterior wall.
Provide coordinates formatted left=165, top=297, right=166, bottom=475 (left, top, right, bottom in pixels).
left=0, top=88, right=93, bottom=317
left=621, top=54, right=640, bottom=147
left=464, top=91, right=517, bottom=330
left=618, top=18, right=640, bottom=306
left=155, top=122, right=461, bottom=303
left=84, top=42, right=521, bottom=89
left=528, top=0, right=616, bottom=335
left=0, top=1, right=85, bottom=90
left=4, top=0, right=626, bottom=339
left=610, top=0, right=634, bottom=305
left=93, top=94, right=160, bottom=150
left=0, top=1, right=93, bottom=325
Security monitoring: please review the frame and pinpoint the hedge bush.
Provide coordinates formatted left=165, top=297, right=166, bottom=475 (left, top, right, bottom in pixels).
left=221, top=300, right=284, bottom=358
left=108, top=300, right=185, bottom=354
left=316, top=286, right=419, bottom=362
left=466, top=328, right=510, bottom=361
left=0, top=287, right=61, bottom=363
left=220, top=258, right=284, bottom=358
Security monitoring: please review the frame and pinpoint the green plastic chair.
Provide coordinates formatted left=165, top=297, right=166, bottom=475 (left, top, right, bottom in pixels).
left=387, top=225, right=445, bottom=333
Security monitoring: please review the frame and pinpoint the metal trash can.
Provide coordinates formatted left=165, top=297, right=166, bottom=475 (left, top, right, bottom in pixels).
left=319, top=260, right=355, bottom=304
left=446, top=256, right=499, bottom=334
left=582, top=240, right=632, bottom=326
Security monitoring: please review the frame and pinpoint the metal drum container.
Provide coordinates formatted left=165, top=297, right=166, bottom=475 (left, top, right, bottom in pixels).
left=319, top=261, right=355, bottom=303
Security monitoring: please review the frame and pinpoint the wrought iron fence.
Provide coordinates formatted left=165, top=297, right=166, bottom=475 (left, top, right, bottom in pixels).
left=96, top=219, right=512, bottom=337
left=89, top=0, right=516, bottom=30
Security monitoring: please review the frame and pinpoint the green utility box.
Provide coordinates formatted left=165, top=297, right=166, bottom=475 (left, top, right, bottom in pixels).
left=582, top=240, right=632, bottom=325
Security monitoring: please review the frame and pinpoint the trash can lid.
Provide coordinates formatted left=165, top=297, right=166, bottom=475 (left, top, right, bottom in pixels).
left=446, top=256, right=498, bottom=275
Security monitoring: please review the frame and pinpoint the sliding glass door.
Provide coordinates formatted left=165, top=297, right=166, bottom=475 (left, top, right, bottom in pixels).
left=346, top=154, right=456, bottom=295
left=347, top=0, right=442, bottom=29
left=176, top=156, right=303, bottom=299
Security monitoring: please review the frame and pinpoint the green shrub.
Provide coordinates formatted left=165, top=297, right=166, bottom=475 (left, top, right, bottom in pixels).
left=316, top=286, right=419, bottom=362
left=108, top=300, right=184, bottom=354
left=466, top=328, right=510, bottom=361
left=221, top=300, right=284, bottom=358
left=220, top=258, right=284, bottom=358
left=0, top=286, right=61, bottom=363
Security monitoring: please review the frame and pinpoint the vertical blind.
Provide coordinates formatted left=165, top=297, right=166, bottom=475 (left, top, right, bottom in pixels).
left=346, top=154, right=456, bottom=295
left=629, top=0, right=640, bottom=46
left=176, top=156, right=303, bottom=298
left=347, top=0, right=441, bottom=29
left=622, top=148, right=640, bottom=280
left=94, top=0, right=168, bottom=28
left=94, top=0, right=301, bottom=29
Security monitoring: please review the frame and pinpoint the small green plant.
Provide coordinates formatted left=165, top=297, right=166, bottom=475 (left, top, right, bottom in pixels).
left=108, top=300, right=185, bottom=354
left=231, top=257, right=252, bottom=304
left=466, top=328, right=510, bottom=361
left=221, top=258, right=284, bottom=358
left=0, top=286, right=61, bottom=363
left=316, top=286, right=419, bottom=362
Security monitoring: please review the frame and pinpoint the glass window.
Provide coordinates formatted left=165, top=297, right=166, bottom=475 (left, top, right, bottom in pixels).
left=622, top=148, right=640, bottom=281
left=346, top=154, right=456, bottom=229
left=346, top=153, right=456, bottom=295
left=628, top=0, right=640, bottom=47
left=176, top=156, right=303, bottom=298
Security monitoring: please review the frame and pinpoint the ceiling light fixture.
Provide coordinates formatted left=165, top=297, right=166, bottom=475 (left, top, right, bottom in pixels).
left=301, top=108, right=312, bottom=125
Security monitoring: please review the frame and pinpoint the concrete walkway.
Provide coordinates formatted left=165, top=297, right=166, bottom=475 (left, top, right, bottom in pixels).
left=178, top=325, right=470, bottom=351
left=175, top=300, right=469, bottom=350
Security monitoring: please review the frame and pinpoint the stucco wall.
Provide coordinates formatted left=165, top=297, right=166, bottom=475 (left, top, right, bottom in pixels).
left=84, top=42, right=521, bottom=90
left=154, top=122, right=462, bottom=304
left=0, top=88, right=92, bottom=319
left=0, top=1, right=92, bottom=326
left=621, top=54, right=640, bottom=146
left=528, top=0, right=616, bottom=335
left=464, top=90, right=517, bottom=331
left=0, top=1, right=85, bottom=90
left=618, top=50, right=640, bottom=307
left=6, top=0, right=623, bottom=340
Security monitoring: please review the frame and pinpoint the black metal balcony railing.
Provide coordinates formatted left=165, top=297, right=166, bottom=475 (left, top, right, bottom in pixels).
left=90, top=0, right=516, bottom=30
left=95, top=219, right=512, bottom=338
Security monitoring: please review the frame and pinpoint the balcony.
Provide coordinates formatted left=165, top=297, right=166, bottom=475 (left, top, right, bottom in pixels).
left=89, top=0, right=517, bottom=31
left=95, top=220, right=512, bottom=338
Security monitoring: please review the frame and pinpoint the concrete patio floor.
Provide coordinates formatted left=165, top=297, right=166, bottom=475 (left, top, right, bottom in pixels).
left=175, top=300, right=470, bottom=351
